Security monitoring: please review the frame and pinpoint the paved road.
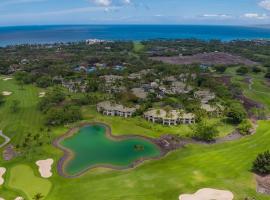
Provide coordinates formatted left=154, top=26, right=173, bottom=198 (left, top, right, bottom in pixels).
left=0, top=130, right=10, bottom=148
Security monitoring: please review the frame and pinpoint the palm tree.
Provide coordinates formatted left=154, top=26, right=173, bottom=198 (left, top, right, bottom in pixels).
left=33, top=193, right=44, bottom=200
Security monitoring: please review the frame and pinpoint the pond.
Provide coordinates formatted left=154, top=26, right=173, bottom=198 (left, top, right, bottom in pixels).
left=58, top=124, right=161, bottom=177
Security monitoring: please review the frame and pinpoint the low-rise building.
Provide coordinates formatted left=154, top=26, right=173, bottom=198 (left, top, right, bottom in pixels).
left=201, top=104, right=224, bottom=116
left=97, top=101, right=137, bottom=118
left=194, top=90, right=216, bottom=103
left=131, top=88, right=148, bottom=99
left=100, top=75, right=123, bottom=84
left=144, top=109, right=195, bottom=126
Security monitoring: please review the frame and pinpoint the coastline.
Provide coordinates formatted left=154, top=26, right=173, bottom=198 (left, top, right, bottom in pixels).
left=1, top=24, right=270, bottom=47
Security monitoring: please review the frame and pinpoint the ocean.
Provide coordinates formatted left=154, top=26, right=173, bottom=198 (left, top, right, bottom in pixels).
left=0, top=25, right=270, bottom=46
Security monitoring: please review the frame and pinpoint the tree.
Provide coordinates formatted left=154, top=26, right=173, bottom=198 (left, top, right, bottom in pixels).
left=14, top=71, right=33, bottom=84
left=192, top=120, right=218, bottom=142
left=252, top=151, right=270, bottom=175
left=33, top=193, right=44, bottom=200
left=236, top=66, right=249, bottom=75
left=252, top=66, right=262, bottom=73
left=226, top=102, right=247, bottom=124
left=215, top=65, right=227, bottom=73
left=36, top=76, right=52, bottom=88
left=45, top=106, right=82, bottom=126
left=237, top=119, right=252, bottom=135
left=38, top=87, right=65, bottom=112
left=10, top=100, right=20, bottom=113
left=0, top=94, right=5, bottom=105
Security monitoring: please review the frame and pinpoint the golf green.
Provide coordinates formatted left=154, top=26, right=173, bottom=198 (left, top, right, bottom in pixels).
left=60, top=124, right=161, bottom=176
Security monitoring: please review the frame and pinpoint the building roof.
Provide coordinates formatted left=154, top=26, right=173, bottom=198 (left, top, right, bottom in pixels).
left=144, top=109, right=195, bottom=120
left=201, top=104, right=217, bottom=112
left=97, top=101, right=136, bottom=112
left=131, top=88, right=148, bottom=99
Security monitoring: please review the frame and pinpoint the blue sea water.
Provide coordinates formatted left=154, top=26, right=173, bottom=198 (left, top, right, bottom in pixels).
left=0, top=25, right=270, bottom=46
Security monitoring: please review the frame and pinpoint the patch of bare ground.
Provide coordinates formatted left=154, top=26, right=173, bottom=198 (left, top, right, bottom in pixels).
left=256, top=175, right=270, bottom=195
left=151, top=52, right=258, bottom=66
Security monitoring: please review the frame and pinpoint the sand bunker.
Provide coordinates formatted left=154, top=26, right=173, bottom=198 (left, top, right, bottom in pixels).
left=0, top=198, right=5, bottom=200
left=179, top=188, right=234, bottom=200
left=39, top=92, right=46, bottom=98
left=2, top=77, right=13, bottom=81
left=2, top=91, right=12, bottom=96
left=36, top=159, right=54, bottom=178
left=14, top=197, right=24, bottom=200
left=0, top=167, right=6, bottom=185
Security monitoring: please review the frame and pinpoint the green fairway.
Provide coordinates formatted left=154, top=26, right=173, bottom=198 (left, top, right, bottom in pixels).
left=0, top=77, right=45, bottom=145
left=133, top=42, right=145, bottom=53
left=0, top=135, right=5, bottom=145
left=46, top=121, right=270, bottom=200
left=7, top=165, right=52, bottom=199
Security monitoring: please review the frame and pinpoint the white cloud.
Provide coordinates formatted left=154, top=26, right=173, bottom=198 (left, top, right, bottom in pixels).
left=122, top=0, right=131, bottom=4
left=243, top=13, right=268, bottom=19
left=92, top=0, right=112, bottom=6
left=201, top=14, right=232, bottom=18
left=91, top=0, right=131, bottom=7
left=259, top=0, right=270, bottom=11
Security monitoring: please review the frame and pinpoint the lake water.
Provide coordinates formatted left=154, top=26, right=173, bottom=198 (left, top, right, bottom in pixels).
left=0, top=25, right=270, bottom=46
left=60, top=124, right=161, bottom=176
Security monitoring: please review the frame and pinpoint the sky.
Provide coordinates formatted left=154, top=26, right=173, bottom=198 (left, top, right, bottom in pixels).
left=0, top=0, right=270, bottom=26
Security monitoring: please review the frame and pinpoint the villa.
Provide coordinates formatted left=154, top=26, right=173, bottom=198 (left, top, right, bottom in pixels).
left=194, top=90, right=216, bottom=103
left=128, top=69, right=153, bottom=80
left=131, top=88, right=148, bottom=99
left=100, top=75, right=123, bottom=84
left=97, top=101, right=137, bottom=118
left=201, top=104, right=224, bottom=116
left=144, top=109, right=195, bottom=126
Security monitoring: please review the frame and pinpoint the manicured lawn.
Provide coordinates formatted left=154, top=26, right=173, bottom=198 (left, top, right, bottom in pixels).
left=0, top=76, right=269, bottom=200
left=0, top=77, right=45, bottom=145
left=45, top=121, right=270, bottom=200
left=81, top=106, right=233, bottom=138
left=243, top=78, right=270, bottom=113
left=133, top=42, right=145, bottom=53
left=0, top=136, right=5, bottom=145
left=229, top=73, right=270, bottom=114
left=7, top=165, right=51, bottom=199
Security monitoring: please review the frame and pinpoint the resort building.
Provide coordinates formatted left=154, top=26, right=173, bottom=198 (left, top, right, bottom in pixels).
left=97, top=101, right=137, bottom=118
left=100, top=75, right=123, bottom=84
left=131, top=88, right=148, bottom=99
left=144, top=109, right=195, bottom=126
left=194, top=90, right=216, bottom=103
left=201, top=104, right=224, bottom=116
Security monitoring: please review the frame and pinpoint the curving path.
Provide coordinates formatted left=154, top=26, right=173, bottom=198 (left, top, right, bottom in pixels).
left=0, top=130, right=11, bottom=148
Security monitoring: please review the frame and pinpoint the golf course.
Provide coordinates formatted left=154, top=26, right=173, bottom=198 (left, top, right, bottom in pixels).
left=0, top=70, right=270, bottom=200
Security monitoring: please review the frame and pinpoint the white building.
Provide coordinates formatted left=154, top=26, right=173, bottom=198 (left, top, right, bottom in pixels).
left=97, top=101, right=137, bottom=118
left=144, top=109, right=195, bottom=126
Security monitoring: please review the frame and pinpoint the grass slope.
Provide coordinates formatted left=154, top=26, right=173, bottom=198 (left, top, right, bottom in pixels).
left=47, top=121, right=270, bottom=200
left=7, top=165, right=51, bottom=199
